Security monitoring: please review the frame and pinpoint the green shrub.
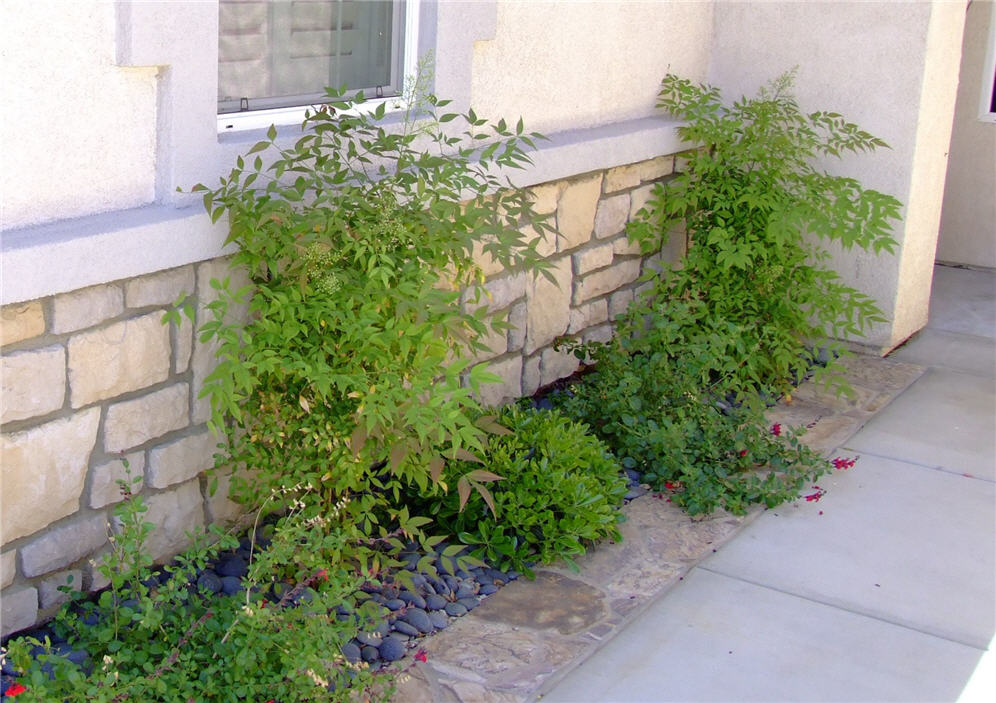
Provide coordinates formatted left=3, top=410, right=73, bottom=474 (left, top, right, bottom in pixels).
left=414, top=407, right=627, bottom=574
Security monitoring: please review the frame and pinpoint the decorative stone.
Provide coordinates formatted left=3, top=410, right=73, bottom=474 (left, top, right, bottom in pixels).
left=21, top=514, right=106, bottom=578
left=574, top=259, right=642, bottom=306
left=52, top=284, right=124, bottom=334
left=221, top=576, right=243, bottom=595
left=1, top=345, right=66, bottom=423
left=1, top=586, right=38, bottom=638
left=474, top=356, right=522, bottom=408
left=398, top=591, right=426, bottom=610
left=573, top=242, right=615, bottom=276
left=392, top=620, right=420, bottom=637
left=425, top=593, right=447, bottom=611
left=540, top=347, right=581, bottom=387
left=525, top=256, right=572, bottom=354
left=341, top=642, right=362, bottom=663
left=475, top=571, right=607, bottom=635
left=428, top=610, right=450, bottom=630
left=215, top=555, right=247, bottom=578
left=378, top=636, right=406, bottom=662
left=1, top=301, right=45, bottom=346
left=39, top=569, right=81, bottom=610
left=458, top=596, right=480, bottom=611
left=140, top=479, right=205, bottom=561
left=68, top=312, right=171, bottom=407
left=529, top=183, right=562, bottom=216
left=557, top=174, right=602, bottom=251
left=196, top=571, right=223, bottom=594
left=1, top=408, right=99, bottom=542
left=568, top=300, right=609, bottom=335
left=1, top=551, right=15, bottom=589
left=103, top=383, right=189, bottom=452
left=401, top=608, right=433, bottom=634
left=444, top=601, right=468, bottom=617
left=593, top=194, right=630, bottom=239
left=361, top=645, right=380, bottom=663
left=125, top=266, right=195, bottom=308
left=89, top=452, right=145, bottom=509
left=147, top=430, right=217, bottom=489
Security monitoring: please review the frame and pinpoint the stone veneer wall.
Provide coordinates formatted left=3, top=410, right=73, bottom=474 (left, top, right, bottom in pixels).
left=0, top=153, right=686, bottom=637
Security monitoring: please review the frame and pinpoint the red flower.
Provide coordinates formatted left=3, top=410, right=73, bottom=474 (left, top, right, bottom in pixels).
left=414, top=649, right=428, bottom=663
left=804, top=485, right=826, bottom=502
left=5, top=683, right=27, bottom=697
left=832, top=456, right=855, bottom=470
left=738, top=449, right=748, bottom=457
left=664, top=481, right=679, bottom=491
left=771, top=423, right=782, bottom=437
left=315, top=568, right=328, bottom=581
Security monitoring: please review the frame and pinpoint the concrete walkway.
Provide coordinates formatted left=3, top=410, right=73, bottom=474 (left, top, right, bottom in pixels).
left=541, top=264, right=996, bottom=702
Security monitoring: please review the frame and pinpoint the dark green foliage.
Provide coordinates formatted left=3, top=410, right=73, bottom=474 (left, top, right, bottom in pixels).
left=414, top=407, right=627, bottom=574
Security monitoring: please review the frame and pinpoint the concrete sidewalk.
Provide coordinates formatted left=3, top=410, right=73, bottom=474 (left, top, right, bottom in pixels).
left=541, top=264, right=996, bottom=702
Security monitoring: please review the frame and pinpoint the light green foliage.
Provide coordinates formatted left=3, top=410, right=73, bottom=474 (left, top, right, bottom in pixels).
left=627, top=71, right=902, bottom=396
left=186, top=61, right=554, bottom=576
left=414, top=407, right=628, bottom=574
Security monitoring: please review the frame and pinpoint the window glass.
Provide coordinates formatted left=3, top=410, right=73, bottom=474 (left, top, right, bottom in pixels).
left=219, top=0, right=401, bottom=114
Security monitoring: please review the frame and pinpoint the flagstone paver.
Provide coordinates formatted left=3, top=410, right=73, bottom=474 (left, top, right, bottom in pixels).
left=388, top=356, right=925, bottom=702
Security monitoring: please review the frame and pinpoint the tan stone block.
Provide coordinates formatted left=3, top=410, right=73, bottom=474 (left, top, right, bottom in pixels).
left=39, top=569, right=81, bottom=610
left=125, top=265, right=195, bottom=308
left=1, top=408, right=99, bottom=542
left=141, top=479, right=205, bottom=562
left=86, top=550, right=111, bottom=592
left=464, top=272, right=528, bottom=314
left=89, top=452, right=145, bottom=509
left=474, top=356, right=522, bottom=408
left=526, top=257, right=572, bottom=354
left=609, top=289, right=635, bottom=319
left=583, top=324, right=614, bottom=346
left=593, top=194, right=630, bottom=239
left=205, top=470, right=244, bottom=527
left=557, top=174, right=602, bottom=251
left=568, top=300, right=609, bottom=335
left=148, top=430, right=220, bottom=489
left=522, top=355, right=541, bottom=397
left=1, top=301, right=45, bottom=346
left=574, top=260, right=642, bottom=306
left=175, top=314, right=193, bottom=374
left=522, top=220, right=557, bottom=258
left=530, top=182, right=562, bottom=216
left=1, top=550, right=15, bottom=588
left=104, top=383, right=189, bottom=453
left=471, top=236, right=508, bottom=279
left=573, top=242, right=615, bottom=276
left=541, top=347, right=581, bottom=387
left=612, top=234, right=643, bottom=257
left=21, top=514, right=107, bottom=578
left=472, top=322, right=509, bottom=364
left=629, top=183, right=656, bottom=221
left=1, top=345, right=65, bottom=423
left=1, top=586, right=37, bottom=638
left=68, top=313, right=171, bottom=407
left=604, top=155, right=674, bottom=192
left=52, top=284, right=124, bottom=334
left=191, top=331, right=222, bottom=426
left=507, top=302, right=527, bottom=353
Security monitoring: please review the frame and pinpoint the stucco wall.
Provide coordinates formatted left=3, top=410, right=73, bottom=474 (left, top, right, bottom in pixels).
left=709, top=0, right=966, bottom=352
left=937, top=0, right=996, bottom=269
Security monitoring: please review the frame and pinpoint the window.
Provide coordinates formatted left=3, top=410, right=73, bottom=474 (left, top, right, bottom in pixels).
left=218, top=0, right=407, bottom=115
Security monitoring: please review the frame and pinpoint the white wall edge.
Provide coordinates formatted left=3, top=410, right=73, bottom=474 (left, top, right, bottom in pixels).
left=1, top=118, right=684, bottom=306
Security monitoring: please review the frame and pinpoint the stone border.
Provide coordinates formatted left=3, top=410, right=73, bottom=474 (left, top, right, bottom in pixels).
left=388, top=355, right=926, bottom=702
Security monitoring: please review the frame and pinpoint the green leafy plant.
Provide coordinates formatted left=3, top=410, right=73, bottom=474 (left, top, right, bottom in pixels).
left=412, top=406, right=627, bottom=574
left=628, top=71, right=902, bottom=396
left=178, top=60, right=555, bottom=577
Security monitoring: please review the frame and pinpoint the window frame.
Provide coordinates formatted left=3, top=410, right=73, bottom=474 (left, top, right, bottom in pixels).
left=979, top=0, right=996, bottom=123
left=218, top=0, right=420, bottom=133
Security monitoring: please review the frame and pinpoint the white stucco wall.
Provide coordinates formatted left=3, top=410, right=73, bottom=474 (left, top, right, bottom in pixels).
left=937, top=0, right=996, bottom=269
left=0, top=1, right=158, bottom=230
left=471, top=0, right=712, bottom=133
left=709, top=0, right=966, bottom=351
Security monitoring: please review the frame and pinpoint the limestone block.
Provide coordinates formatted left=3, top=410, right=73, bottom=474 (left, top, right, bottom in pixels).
left=205, top=470, right=244, bottom=527
left=104, top=383, right=189, bottom=453
left=464, top=272, right=528, bottom=314
left=525, top=257, right=572, bottom=354
left=472, top=322, right=509, bottom=364
left=89, top=452, right=145, bottom=509
left=540, top=347, right=581, bottom=387
left=148, top=430, right=219, bottom=489
left=1, top=550, right=15, bottom=588
left=522, top=220, right=557, bottom=258
left=1, top=345, right=66, bottom=423
left=557, top=174, right=602, bottom=251
left=507, top=302, right=527, bottom=353
left=39, top=569, right=81, bottom=610
left=593, top=194, right=630, bottom=239
left=612, top=234, right=643, bottom=258
left=52, top=284, right=124, bottom=334
left=474, top=356, right=522, bottom=408
left=609, top=289, right=635, bottom=319
left=584, top=324, right=614, bottom=346
left=1, top=301, right=45, bottom=346
left=629, top=184, right=656, bottom=221
left=574, top=242, right=615, bottom=276
left=522, top=355, right=541, bottom=397
left=471, top=236, right=508, bottom=279
left=530, top=182, right=562, bottom=216
left=175, top=314, right=193, bottom=374
left=125, top=265, right=195, bottom=308
left=568, top=300, right=609, bottom=335
left=86, top=550, right=111, bottom=592
left=1, top=408, right=99, bottom=542
left=191, top=330, right=222, bottom=426
left=605, top=156, right=675, bottom=193
left=1, top=586, right=37, bottom=638
left=141, top=479, right=205, bottom=562
left=21, top=514, right=107, bottom=578
left=574, top=260, right=642, bottom=306
left=68, top=313, right=171, bottom=408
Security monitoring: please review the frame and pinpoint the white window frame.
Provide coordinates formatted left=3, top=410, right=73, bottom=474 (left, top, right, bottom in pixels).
left=979, top=0, right=996, bottom=123
left=218, top=0, right=420, bottom=133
